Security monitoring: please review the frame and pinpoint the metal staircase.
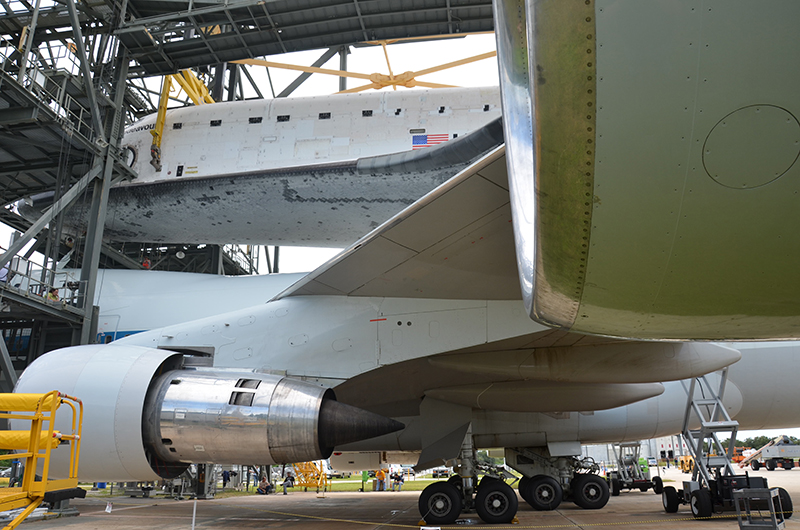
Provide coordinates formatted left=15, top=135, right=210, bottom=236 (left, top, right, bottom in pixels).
left=681, top=367, right=739, bottom=486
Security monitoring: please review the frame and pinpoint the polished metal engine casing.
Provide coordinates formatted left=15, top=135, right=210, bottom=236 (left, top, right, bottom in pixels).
left=144, top=370, right=332, bottom=465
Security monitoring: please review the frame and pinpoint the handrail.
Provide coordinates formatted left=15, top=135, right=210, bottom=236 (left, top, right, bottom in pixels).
left=0, top=390, right=83, bottom=530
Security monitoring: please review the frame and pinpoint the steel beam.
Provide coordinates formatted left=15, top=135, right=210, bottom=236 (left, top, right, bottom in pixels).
left=0, top=164, right=101, bottom=271
left=0, top=332, right=17, bottom=392
left=338, top=45, right=349, bottom=92
left=277, top=47, right=339, bottom=98
left=101, top=243, right=144, bottom=270
left=79, top=51, right=129, bottom=343
left=116, top=0, right=265, bottom=30
left=64, top=0, right=106, bottom=143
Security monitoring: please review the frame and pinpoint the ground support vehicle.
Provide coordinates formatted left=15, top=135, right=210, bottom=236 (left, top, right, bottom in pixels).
left=662, top=473, right=792, bottom=520
left=607, top=442, right=663, bottom=496
left=740, top=436, right=800, bottom=471
left=678, top=455, right=694, bottom=473
left=430, top=467, right=450, bottom=479
left=662, top=370, right=793, bottom=520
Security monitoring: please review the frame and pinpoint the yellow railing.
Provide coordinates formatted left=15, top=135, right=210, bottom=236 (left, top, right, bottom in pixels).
left=292, top=461, right=328, bottom=493
left=0, top=390, right=83, bottom=530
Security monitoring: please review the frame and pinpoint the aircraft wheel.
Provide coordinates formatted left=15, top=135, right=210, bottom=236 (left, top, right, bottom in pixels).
left=447, top=474, right=464, bottom=494
left=518, top=476, right=531, bottom=503
left=662, top=486, right=679, bottom=513
left=778, top=487, right=793, bottom=519
left=524, top=475, right=562, bottom=511
left=419, top=482, right=462, bottom=526
left=572, top=474, right=610, bottom=510
left=652, top=476, right=663, bottom=494
left=766, top=459, right=777, bottom=471
left=690, top=488, right=713, bottom=519
left=479, top=475, right=500, bottom=487
left=610, top=478, right=621, bottom=497
left=475, top=480, right=518, bottom=524
left=751, top=460, right=761, bottom=471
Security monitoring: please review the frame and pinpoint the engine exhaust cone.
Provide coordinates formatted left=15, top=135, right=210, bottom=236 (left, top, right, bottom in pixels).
left=318, top=399, right=404, bottom=452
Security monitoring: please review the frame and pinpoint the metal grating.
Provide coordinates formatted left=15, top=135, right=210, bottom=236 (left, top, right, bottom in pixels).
left=117, top=0, right=495, bottom=75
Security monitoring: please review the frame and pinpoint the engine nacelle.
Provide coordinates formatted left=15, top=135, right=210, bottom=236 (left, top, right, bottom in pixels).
left=14, top=345, right=402, bottom=481
left=143, top=370, right=333, bottom=474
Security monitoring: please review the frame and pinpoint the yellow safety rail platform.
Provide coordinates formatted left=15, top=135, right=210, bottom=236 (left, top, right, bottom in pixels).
left=292, top=461, right=328, bottom=493
left=0, top=391, right=83, bottom=530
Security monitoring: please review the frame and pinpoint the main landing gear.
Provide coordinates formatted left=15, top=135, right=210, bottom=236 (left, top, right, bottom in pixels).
left=418, top=445, right=613, bottom=525
left=418, top=431, right=519, bottom=525
left=508, top=447, right=610, bottom=512
left=419, top=472, right=520, bottom=525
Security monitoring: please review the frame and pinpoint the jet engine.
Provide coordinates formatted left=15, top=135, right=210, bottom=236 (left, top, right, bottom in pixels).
left=13, top=344, right=403, bottom=481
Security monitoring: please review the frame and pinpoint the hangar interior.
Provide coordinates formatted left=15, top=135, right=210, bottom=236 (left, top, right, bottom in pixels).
left=0, top=0, right=495, bottom=388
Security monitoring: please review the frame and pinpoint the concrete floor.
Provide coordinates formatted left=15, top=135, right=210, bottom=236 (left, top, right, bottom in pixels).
left=16, top=467, right=800, bottom=529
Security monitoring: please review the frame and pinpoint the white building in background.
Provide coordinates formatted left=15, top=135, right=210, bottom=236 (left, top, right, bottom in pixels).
left=648, top=435, right=689, bottom=462
left=584, top=435, right=689, bottom=471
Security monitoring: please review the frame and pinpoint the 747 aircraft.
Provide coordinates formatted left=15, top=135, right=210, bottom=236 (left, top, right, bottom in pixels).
left=12, top=0, right=800, bottom=525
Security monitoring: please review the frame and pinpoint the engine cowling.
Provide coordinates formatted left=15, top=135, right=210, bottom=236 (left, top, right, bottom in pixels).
left=13, top=345, right=403, bottom=481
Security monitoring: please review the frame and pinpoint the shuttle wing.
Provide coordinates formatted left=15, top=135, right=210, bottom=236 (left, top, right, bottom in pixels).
left=274, top=145, right=521, bottom=301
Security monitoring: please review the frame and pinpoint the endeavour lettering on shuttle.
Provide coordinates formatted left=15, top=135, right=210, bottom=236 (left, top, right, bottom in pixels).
left=126, top=123, right=156, bottom=133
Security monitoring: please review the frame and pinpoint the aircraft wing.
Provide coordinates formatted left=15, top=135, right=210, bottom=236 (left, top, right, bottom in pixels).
left=273, top=145, right=521, bottom=301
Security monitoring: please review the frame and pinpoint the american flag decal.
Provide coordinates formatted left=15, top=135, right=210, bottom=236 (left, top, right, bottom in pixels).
left=412, top=133, right=450, bottom=149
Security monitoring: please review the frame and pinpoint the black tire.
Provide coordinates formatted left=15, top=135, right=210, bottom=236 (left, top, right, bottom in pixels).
left=766, top=459, right=777, bottom=471
left=518, top=476, right=531, bottom=503
left=778, top=487, right=793, bottom=519
left=524, top=475, right=562, bottom=511
left=419, top=482, right=462, bottom=525
left=572, top=474, right=610, bottom=510
left=479, top=475, right=500, bottom=486
left=752, top=460, right=761, bottom=471
left=783, top=460, right=794, bottom=470
left=662, top=486, right=679, bottom=513
left=474, top=480, right=519, bottom=524
left=652, top=476, right=664, bottom=494
left=610, top=478, right=621, bottom=497
left=690, top=489, right=713, bottom=519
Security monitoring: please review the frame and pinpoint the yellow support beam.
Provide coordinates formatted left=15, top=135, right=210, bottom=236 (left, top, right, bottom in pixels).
left=148, top=75, right=173, bottom=171
left=234, top=49, right=495, bottom=93
left=149, top=69, right=214, bottom=172
left=173, top=69, right=215, bottom=106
